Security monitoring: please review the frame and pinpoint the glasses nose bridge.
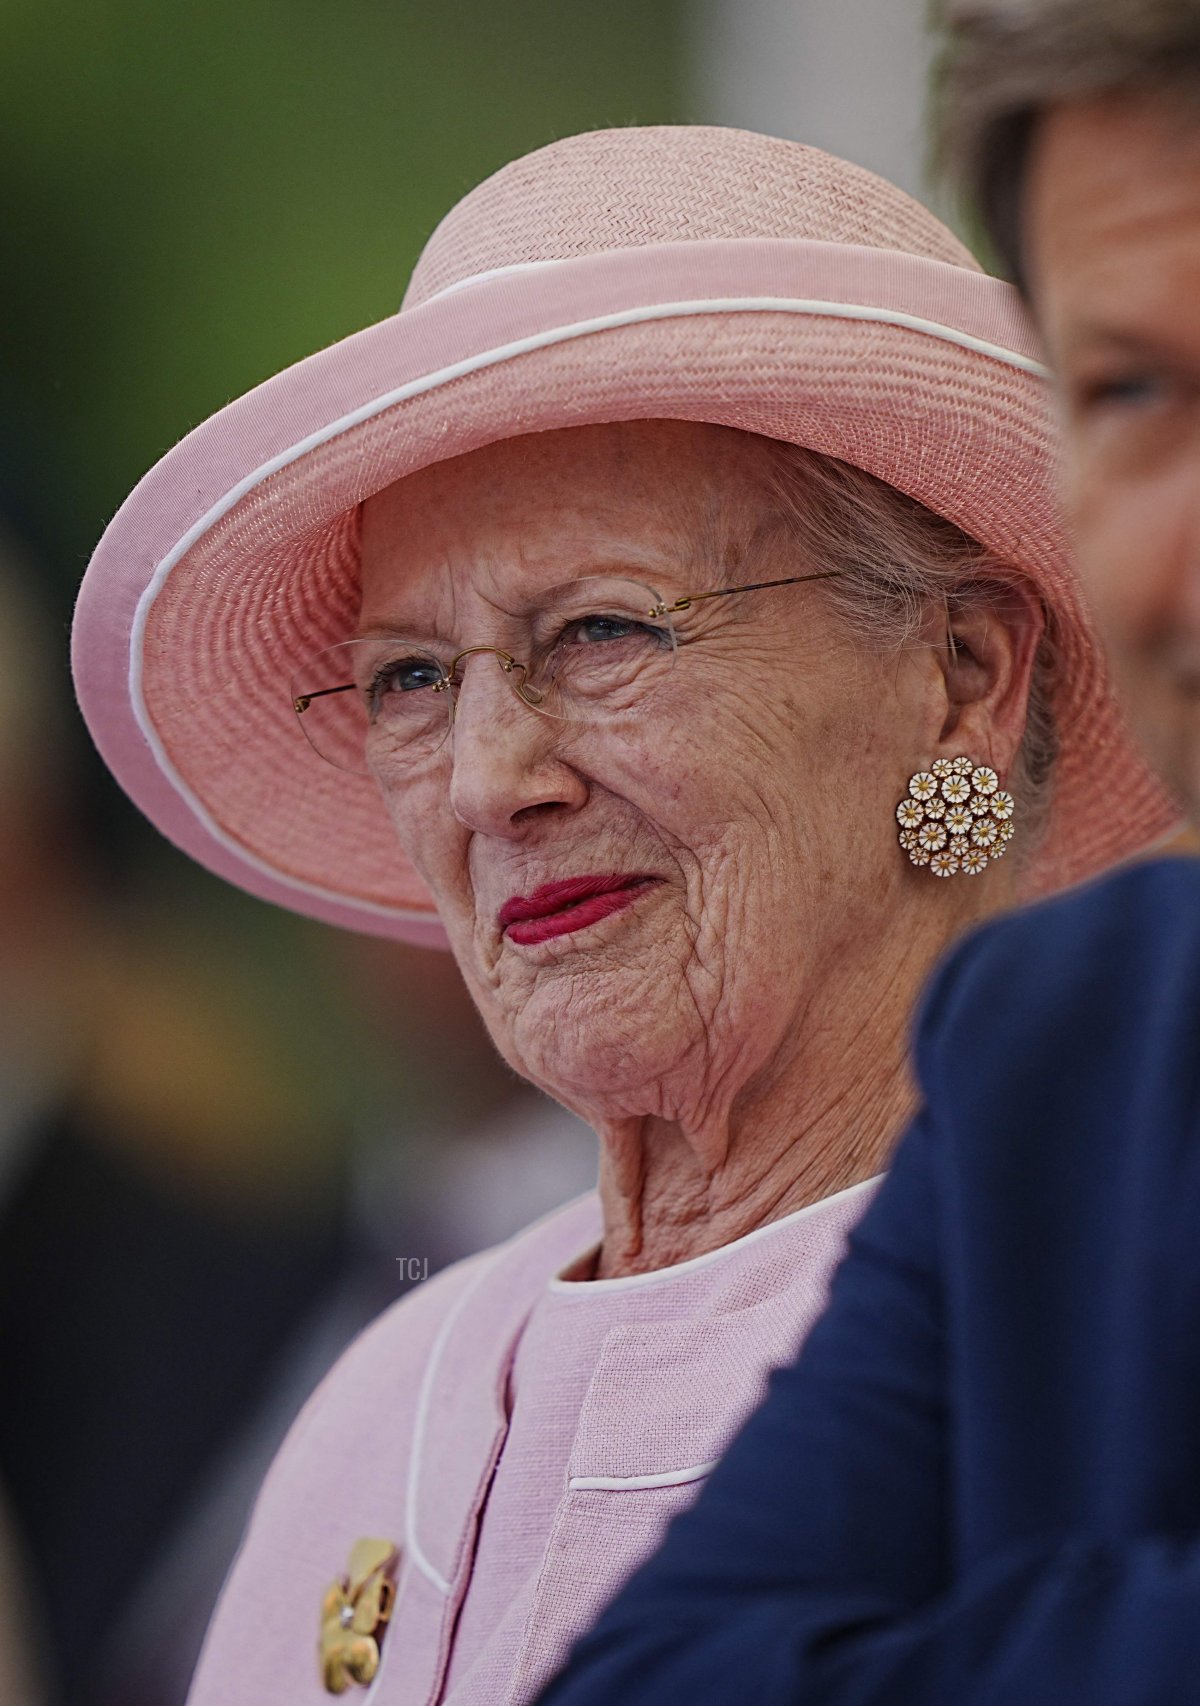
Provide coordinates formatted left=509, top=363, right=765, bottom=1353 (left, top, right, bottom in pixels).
left=444, top=642, right=539, bottom=721
left=448, top=641, right=524, bottom=678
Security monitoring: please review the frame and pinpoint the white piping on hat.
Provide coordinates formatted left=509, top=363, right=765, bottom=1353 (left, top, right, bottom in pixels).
left=420, top=259, right=566, bottom=302
left=128, top=293, right=1050, bottom=921
left=569, top=1460, right=719, bottom=1492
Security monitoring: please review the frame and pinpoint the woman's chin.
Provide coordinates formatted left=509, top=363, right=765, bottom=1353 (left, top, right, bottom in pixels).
left=504, top=991, right=686, bottom=1107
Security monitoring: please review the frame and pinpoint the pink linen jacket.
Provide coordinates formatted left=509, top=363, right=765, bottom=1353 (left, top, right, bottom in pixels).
left=186, top=1183, right=872, bottom=1706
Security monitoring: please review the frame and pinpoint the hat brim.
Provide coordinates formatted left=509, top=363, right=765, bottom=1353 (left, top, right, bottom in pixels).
left=72, top=236, right=1180, bottom=945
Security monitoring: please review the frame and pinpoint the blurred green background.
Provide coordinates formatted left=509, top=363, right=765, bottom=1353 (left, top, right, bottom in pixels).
left=3, top=0, right=683, bottom=565
left=0, top=0, right=684, bottom=1191
left=0, top=5, right=682, bottom=1701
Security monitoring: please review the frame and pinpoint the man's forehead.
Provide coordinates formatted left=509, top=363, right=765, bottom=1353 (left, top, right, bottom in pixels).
left=1027, top=97, right=1200, bottom=322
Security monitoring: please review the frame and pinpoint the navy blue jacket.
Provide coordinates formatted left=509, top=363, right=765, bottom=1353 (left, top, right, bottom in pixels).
left=536, top=858, right=1200, bottom=1705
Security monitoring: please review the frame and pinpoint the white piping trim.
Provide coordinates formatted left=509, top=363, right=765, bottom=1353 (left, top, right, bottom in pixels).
left=404, top=1252, right=501, bottom=1596
left=422, top=259, right=564, bottom=302
left=549, top=1174, right=880, bottom=1294
left=569, top=1460, right=719, bottom=1492
left=128, top=294, right=1048, bottom=916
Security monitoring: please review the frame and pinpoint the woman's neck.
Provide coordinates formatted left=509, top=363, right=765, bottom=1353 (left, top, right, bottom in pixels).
left=590, top=995, right=917, bottom=1280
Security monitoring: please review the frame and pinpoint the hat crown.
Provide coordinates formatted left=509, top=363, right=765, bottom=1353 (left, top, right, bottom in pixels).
left=403, top=125, right=979, bottom=311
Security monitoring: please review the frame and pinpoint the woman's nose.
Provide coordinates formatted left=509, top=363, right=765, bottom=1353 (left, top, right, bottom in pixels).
left=447, top=653, right=587, bottom=837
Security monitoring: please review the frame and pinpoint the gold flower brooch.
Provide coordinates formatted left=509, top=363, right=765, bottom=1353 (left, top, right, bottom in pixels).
left=319, top=1537, right=400, bottom=1694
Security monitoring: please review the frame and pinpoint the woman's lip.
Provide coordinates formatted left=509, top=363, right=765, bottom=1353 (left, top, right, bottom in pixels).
left=499, top=873, right=658, bottom=943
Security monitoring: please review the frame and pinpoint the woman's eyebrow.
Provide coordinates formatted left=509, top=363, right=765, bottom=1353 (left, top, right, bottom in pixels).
left=351, top=598, right=463, bottom=641
left=350, top=619, right=433, bottom=642
left=352, top=559, right=697, bottom=640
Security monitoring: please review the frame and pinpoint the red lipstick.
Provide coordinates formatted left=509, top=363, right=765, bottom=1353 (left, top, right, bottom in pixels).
left=499, top=873, right=658, bottom=945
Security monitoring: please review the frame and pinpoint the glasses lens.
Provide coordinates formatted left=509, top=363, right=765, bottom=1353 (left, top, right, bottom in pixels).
left=526, top=576, right=676, bottom=721
left=292, top=638, right=450, bottom=775
left=291, top=578, right=677, bottom=772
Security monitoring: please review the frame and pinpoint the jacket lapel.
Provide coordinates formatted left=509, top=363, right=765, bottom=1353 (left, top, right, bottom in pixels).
left=388, top=1194, right=601, bottom=1705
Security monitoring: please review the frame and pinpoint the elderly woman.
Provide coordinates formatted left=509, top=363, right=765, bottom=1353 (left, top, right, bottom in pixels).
left=71, top=125, right=1171, bottom=1704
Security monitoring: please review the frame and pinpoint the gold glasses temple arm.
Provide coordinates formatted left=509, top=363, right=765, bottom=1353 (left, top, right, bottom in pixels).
left=294, top=683, right=357, bottom=715
left=648, top=570, right=843, bottom=618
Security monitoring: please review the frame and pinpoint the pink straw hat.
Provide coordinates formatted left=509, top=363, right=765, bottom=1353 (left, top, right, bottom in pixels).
left=72, top=124, right=1177, bottom=947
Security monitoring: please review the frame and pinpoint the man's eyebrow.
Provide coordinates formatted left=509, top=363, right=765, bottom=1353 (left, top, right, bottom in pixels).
left=1057, top=326, right=1200, bottom=394
left=1060, top=322, right=1184, bottom=360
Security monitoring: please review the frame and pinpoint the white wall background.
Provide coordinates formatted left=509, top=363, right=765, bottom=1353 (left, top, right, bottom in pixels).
left=687, top=0, right=942, bottom=208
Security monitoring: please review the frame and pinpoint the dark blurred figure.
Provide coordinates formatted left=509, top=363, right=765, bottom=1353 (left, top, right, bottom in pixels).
left=0, top=530, right=351, bottom=1705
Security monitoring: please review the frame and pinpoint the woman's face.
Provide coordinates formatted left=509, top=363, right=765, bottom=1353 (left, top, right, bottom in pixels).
left=358, top=422, right=967, bottom=1122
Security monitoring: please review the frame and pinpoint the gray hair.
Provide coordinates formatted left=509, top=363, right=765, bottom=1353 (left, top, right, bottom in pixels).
left=756, top=441, right=1060, bottom=840
left=935, top=0, right=1200, bottom=288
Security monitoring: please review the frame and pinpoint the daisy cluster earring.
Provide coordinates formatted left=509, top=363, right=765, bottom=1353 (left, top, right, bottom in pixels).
left=896, top=756, right=1015, bottom=878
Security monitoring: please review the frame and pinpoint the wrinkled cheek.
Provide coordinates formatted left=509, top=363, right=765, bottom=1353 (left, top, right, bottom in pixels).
left=379, top=780, right=474, bottom=924
left=632, top=702, right=729, bottom=812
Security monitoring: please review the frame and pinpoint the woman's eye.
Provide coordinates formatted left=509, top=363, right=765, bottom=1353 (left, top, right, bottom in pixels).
left=372, top=656, right=444, bottom=695
left=567, top=613, right=656, bottom=644
left=573, top=614, right=638, bottom=641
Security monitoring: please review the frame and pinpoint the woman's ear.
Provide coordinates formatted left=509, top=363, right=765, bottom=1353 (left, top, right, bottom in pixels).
left=936, top=583, right=1046, bottom=772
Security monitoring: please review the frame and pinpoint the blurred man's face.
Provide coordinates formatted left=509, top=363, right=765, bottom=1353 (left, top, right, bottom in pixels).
left=1027, top=97, right=1200, bottom=817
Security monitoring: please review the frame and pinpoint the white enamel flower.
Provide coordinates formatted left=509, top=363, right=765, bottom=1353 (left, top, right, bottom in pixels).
left=999, top=818, right=1015, bottom=841
left=897, top=798, right=925, bottom=828
left=930, top=850, right=960, bottom=878
left=930, top=757, right=954, bottom=779
left=945, top=806, right=973, bottom=836
left=908, top=845, right=931, bottom=867
left=898, top=827, right=918, bottom=851
left=908, top=771, right=938, bottom=802
left=918, top=821, right=948, bottom=852
left=924, top=795, right=947, bottom=820
left=970, top=817, right=999, bottom=848
left=971, top=765, right=999, bottom=796
left=949, top=835, right=970, bottom=857
left=961, top=847, right=989, bottom=875
left=941, top=775, right=971, bottom=805
left=990, top=837, right=1008, bottom=860
left=991, top=790, right=1015, bottom=821
left=968, top=792, right=992, bottom=816
left=950, top=755, right=974, bottom=776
